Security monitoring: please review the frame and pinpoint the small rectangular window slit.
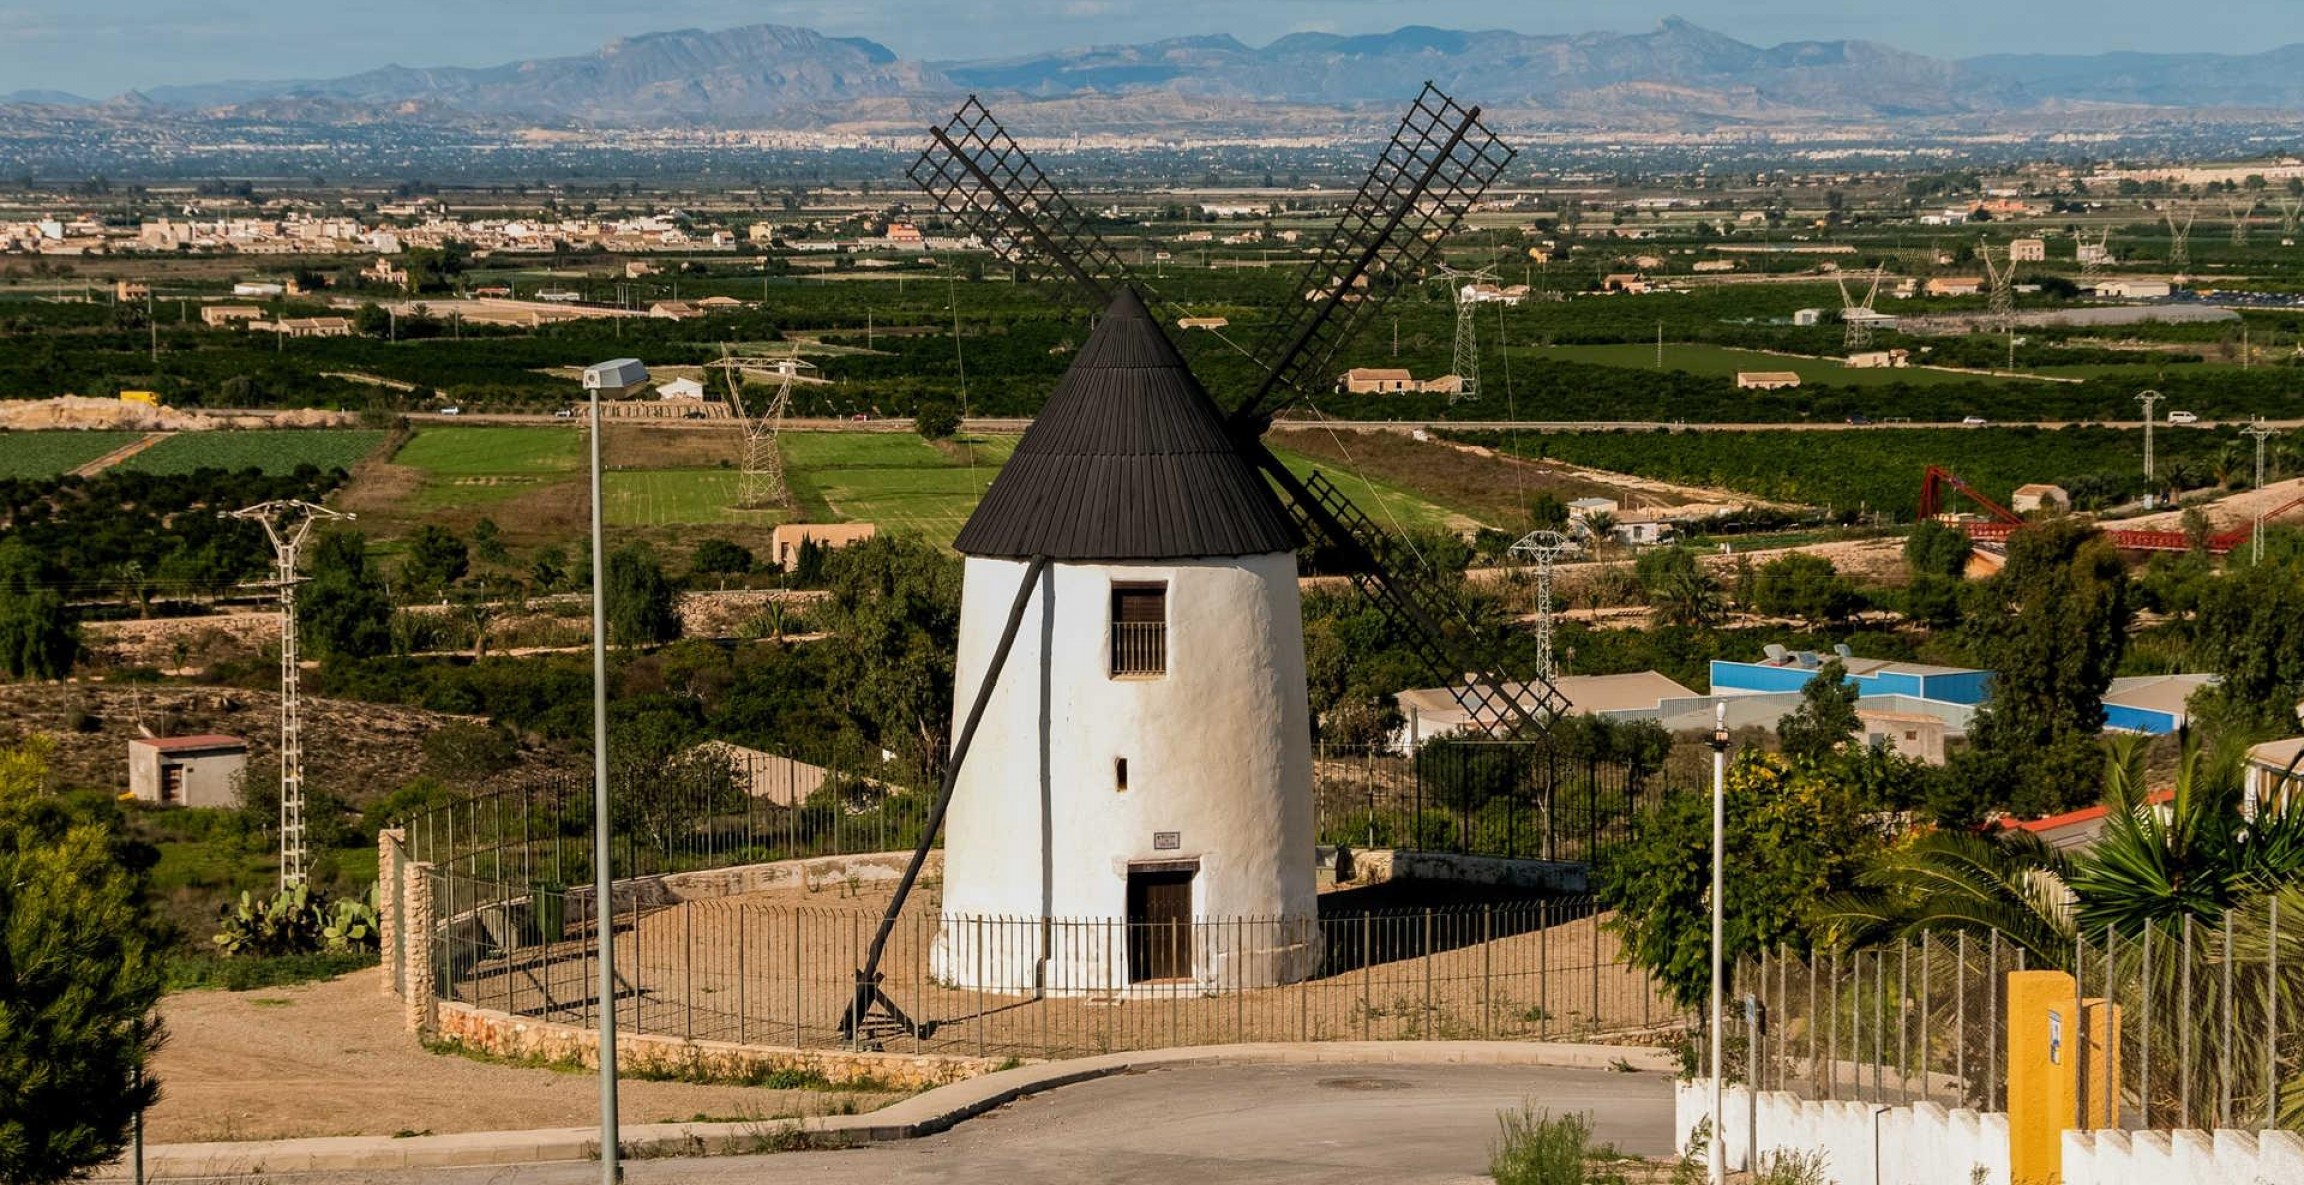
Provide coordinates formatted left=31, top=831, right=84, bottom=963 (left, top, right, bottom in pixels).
left=1114, top=757, right=1129, bottom=792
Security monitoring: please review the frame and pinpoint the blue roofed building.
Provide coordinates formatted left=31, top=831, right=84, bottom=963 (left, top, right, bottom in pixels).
left=1709, top=645, right=1992, bottom=706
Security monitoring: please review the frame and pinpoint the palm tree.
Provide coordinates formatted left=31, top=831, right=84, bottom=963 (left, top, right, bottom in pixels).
left=2072, top=733, right=2304, bottom=937
left=1817, top=827, right=2078, bottom=969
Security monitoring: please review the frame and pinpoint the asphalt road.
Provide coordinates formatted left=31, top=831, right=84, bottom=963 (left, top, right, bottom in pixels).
left=400, top=411, right=2304, bottom=433
left=260, top=1062, right=1675, bottom=1185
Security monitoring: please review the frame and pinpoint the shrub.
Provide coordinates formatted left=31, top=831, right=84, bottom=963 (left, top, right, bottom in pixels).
left=1489, top=1106, right=1593, bottom=1185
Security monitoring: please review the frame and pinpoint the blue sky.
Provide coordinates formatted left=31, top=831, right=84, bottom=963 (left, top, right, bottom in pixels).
left=6, top=1, right=2302, bottom=97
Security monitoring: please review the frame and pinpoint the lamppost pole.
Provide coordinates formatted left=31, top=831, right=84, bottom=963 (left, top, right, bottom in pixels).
left=1709, top=700, right=1730, bottom=1185
left=581, top=358, right=646, bottom=1185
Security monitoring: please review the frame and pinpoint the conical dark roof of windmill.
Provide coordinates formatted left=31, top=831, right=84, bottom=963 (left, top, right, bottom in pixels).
left=953, top=287, right=1302, bottom=561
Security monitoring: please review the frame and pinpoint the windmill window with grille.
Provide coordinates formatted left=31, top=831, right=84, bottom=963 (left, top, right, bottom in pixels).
left=1110, top=583, right=1167, bottom=677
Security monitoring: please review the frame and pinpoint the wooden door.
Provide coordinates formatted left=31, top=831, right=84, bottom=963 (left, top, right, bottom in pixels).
left=1127, top=866, right=1194, bottom=982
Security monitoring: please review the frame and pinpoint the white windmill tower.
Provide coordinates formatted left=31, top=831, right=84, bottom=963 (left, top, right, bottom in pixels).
left=929, top=288, right=1319, bottom=995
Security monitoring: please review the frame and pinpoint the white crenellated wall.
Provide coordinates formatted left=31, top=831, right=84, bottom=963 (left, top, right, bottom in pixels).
left=1678, top=1081, right=2303, bottom=1185
left=933, top=553, right=1318, bottom=993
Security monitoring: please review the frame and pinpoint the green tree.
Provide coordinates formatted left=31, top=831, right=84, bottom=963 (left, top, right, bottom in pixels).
left=1749, top=552, right=1856, bottom=624
left=1777, top=660, right=1860, bottom=762
left=300, top=529, right=392, bottom=661
left=913, top=400, right=961, bottom=441
left=1903, top=519, right=1970, bottom=579
left=399, top=524, right=468, bottom=596
left=2190, top=548, right=2304, bottom=735
left=689, top=539, right=754, bottom=587
left=1599, top=749, right=1884, bottom=1008
left=812, top=537, right=963, bottom=784
left=1940, top=520, right=2129, bottom=823
left=0, top=739, right=165, bottom=1185
left=605, top=544, right=681, bottom=648
left=0, top=540, right=78, bottom=680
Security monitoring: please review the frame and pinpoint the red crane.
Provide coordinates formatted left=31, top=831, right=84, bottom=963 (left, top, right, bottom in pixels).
left=1924, top=466, right=2304, bottom=555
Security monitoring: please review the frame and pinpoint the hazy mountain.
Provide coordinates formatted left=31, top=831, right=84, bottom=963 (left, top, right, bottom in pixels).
left=141, top=25, right=938, bottom=126
left=61, top=19, right=2304, bottom=131
left=1, top=90, right=91, bottom=106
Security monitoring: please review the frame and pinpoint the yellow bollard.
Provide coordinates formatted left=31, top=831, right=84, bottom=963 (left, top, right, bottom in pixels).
left=2006, top=970, right=2077, bottom=1185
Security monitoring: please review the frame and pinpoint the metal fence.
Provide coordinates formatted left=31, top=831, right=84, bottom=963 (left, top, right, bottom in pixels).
left=1722, top=897, right=2302, bottom=1134
left=1314, top=740, right=1676, bottom=864
left=428, top=870, right=1678, bottom=1060
left=403, top=739, right=1679, bottom=884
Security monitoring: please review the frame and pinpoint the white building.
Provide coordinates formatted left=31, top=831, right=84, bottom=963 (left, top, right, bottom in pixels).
left=2009, top=238, right=2047, bottom=263
left=656, top=377, right=707, bottom=400
left=933, top=288, right=1318, bottom=995
left=127, top=735, right=248, bottom=808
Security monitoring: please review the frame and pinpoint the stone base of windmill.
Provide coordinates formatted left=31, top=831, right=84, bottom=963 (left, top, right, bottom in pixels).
left=928, top=915, right=1324, bottom=997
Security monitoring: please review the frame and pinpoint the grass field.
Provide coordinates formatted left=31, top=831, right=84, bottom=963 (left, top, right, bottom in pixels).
left=117, top=430, right=389, bottom=476
left=1266, top=444, right=1484, bottom=534
left=603, top=470, right=784, bottom=528
left=0, top=430, right=146, bottom=479
left=393, top=426, right=580, bottom=475
left=1521, top=343, right=2035, bottom=389
left=780, top=432, right=1010, bottom=541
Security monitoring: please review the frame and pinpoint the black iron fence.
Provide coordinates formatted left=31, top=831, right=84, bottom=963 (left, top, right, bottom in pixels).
left=404, top=739, right=1679, bottom=885
left=427, top=870, right=1678, bottom=1061
left=1314, top=739, right=1676, bottom=864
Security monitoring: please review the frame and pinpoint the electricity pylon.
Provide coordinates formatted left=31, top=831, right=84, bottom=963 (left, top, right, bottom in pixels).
left=229, top=499, right=351, bottom=889
left=2167, top=206, right=2197, bottom=272
left=1432, top=263, right=1499, bottom=402
left=718, top=346, right=798, bottom=509
left=2136, top=390, right=2164, bottom=482
left=1836, top=265, right=1885, bottom=352
left=1980, top=241, right=2016, bottom=331
left=1509, top=529, right=1578, bottom=683
left=2230, top=198, right=2254, bottom=247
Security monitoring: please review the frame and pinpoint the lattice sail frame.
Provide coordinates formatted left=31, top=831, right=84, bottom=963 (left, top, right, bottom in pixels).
left=1237, top=84, right=1516, bottom=423
left=907, top=97, right=1132, bottom=298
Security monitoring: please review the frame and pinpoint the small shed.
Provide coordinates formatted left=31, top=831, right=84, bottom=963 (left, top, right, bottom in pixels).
left=1736, top=371, right=1803, bottom=390
left=2009, top=483, right=2071, bottom=515
left=770, top=522, right=878, bottom=569
left=128, top=735, right=248, bottom=808
left=656, top=377, right=707, bottom=401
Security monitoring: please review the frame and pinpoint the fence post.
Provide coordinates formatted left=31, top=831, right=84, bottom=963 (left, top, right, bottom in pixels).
left=792, top=911, right=803, bottom=1049
left=2180, top=914, right=2194, bottom=1128
left=1422, top=909, right=1434, bottom=1042
left=1482, top=905, right=1493, bottom=1039
left=2139, top=925, right=2152, bottom=1129
left=378, top=828, right=404, bottom=999
left=1827, top=947, right=1840, bottom=1101
left=402, top=862, right=437, bottom=1034
left=1360, top=912, right=1372, bottom=1041
left=736, top=910, right=747, bottom=1045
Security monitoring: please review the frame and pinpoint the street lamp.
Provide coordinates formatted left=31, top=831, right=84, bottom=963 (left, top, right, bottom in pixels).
left=578, top=356, right=646, bottom=1185
left=1709, top=700, right=1731, bottom=1185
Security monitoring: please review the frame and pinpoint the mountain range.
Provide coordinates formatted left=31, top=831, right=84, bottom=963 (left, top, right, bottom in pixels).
left=10, top=18, right=2304, bottom=132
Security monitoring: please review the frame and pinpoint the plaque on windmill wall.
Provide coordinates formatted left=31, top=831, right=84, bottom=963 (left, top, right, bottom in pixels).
left=1153, top=831, right=1180, bottom=851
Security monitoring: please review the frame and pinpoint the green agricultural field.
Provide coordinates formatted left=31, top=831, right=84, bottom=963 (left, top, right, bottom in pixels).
left=0, top=430, right=147, bottom=479
left=1489, top=424, right=2248, bottom=518
left=1266, top=445, right=1485, bottom=535
left=1519, top=343, right=2037, bottom=390
left=387, top=425, right=584, bottom=512
left=394, top=426, right=581, bottom=476
left=116, top=430, right=389, bottom=476
left=603, top=469, right=783, bottom=528
left=780, top=431, right=1011, bottom=541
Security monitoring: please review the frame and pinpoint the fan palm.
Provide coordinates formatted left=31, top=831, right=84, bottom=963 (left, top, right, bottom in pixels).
left=2070, top=732, right=2304, bottom=937
left=1815, top=827, right=2078, bottom=969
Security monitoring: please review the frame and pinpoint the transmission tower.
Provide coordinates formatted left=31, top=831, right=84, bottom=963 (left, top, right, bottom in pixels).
left=2136, top=389, right=2164, bottom=482
left=1980, top=241, right=2016, bottom=331
left=718, top=347, right=799, bottom=509
left=2279, top=196, right=2303, bottom=243
left=2167, top=206, right=2197, bottom=273
left=2229, top=198, right=2254, bottom=247
left=2077, top=229, right=2113, bottom=280
left=1508, top=529, right=1578, bottom=683
left=1431, top=263, right=1500, bottom=403
left=229, top=499, right=351, bottom=889
left=2243, top=418, right=2282, bottom=490
left=1835, top=265, right=1885, bottom=352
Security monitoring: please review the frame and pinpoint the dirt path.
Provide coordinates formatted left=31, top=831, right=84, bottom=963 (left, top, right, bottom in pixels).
left=147, top=973, right=907, bottom=1143
left=70, top=431, right=171, bottom=476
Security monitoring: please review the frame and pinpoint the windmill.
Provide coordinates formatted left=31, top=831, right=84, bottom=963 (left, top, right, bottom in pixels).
left=838, top=85, right=1550, bottom=1044
left=715, top=346, right=796, bottom=509
left=2167, top=205, right=2198, bottom=272
left=1429, top=262, right=1499, bottom=401
left=1834, top=265, right=1885, bottom=353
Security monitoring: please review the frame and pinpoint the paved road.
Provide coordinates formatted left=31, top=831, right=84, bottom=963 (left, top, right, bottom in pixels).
left=258, top=1062, right=1673, bottom=1185
left=399, top=411, right=2304, bottom=433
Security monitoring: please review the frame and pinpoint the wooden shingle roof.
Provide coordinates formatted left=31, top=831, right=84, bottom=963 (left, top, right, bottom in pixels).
left=953, top=287, right=1301, bottom=561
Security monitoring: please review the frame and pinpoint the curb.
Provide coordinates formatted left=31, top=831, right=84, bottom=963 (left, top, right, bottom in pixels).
left=107, top=1040, right=1673, bottom=1177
